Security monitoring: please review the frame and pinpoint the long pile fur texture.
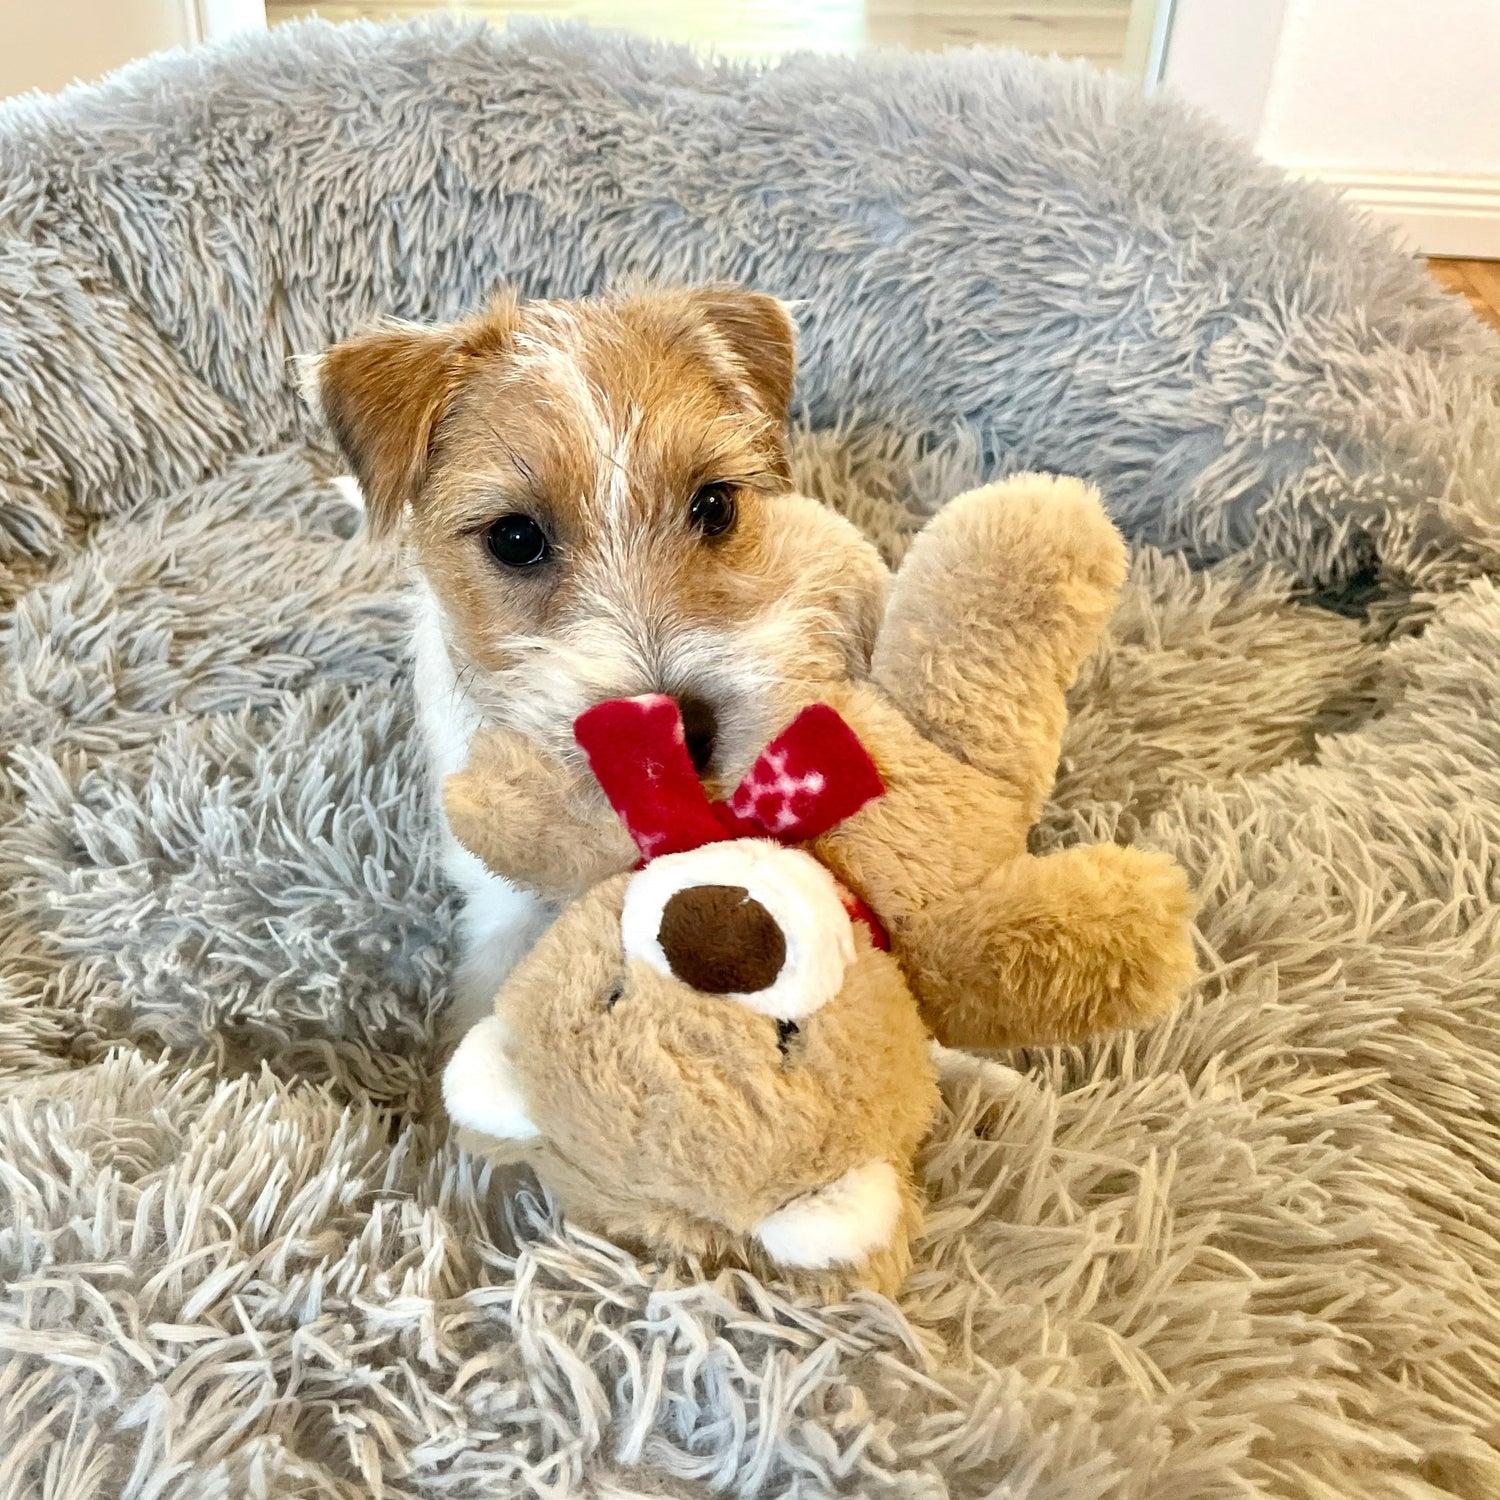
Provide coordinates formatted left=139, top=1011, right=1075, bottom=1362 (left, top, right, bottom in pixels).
left=2, top=18, right=1500, bottom=1498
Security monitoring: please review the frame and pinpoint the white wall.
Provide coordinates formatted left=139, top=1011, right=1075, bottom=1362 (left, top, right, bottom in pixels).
left=1, top=0, right=265, bottom=101
left=2, top=0, right=191, bottom=99
left=1259, top=0, right=1500, bottom=175
left=1159, top=0, right=1289, bottom=144
left=1162, top=0, right=1500, bottom=256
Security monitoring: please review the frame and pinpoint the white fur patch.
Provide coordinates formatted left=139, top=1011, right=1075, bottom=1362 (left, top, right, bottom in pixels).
left=442, top=1015, right=540, bottom=1142
left=329, top=473, right=365, bottom=513
left=292, top=350, right=327, bottom=418
left=410, top=581, right=486, bottom=786
left=410, top=582, right=552, bottom=1035
left=754, top=1161, right=903, bottom=1270
left=510, top=316, right=614, bottom=466
left=620, top=841, right=854, bottom=1018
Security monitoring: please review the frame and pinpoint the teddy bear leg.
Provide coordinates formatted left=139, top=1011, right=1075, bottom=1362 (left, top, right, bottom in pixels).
left=873, top=474, right=1127, bottom=827
left=908, top=844, right=1197, bottom=1050
left=444, top=727, right=640, bottom=905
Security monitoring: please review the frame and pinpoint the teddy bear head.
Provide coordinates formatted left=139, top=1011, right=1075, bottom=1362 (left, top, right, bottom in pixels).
left=443, top=698, right=940, bottom=1291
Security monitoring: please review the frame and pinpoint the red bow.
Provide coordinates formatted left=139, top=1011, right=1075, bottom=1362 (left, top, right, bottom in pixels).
left=574, top=695, right=889, bottom=947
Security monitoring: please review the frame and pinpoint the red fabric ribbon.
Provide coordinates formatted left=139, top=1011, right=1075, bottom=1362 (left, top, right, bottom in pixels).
left=574, top=695, right=889, bottom=948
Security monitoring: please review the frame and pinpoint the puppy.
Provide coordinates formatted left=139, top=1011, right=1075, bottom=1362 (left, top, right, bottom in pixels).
left=313, top=286, right=889, bottom=1032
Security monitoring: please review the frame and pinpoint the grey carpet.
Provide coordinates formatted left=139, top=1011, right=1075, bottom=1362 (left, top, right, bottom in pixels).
left=2, top=17, right=1499, bottom=1498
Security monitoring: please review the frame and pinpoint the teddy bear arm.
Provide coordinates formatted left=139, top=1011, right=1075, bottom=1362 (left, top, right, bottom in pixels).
left=906, top=844, right=1198, bottom=1049
left=443, top=728, right=639, bottom=903
left=815, top=682, right=1030, bottom=920
left=873, top=475, right=1128, bottom=824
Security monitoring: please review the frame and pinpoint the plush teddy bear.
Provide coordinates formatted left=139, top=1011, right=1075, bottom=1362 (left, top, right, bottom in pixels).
left=443, top=810, right=942, bottom=1296
left=439, top=474, right=1198, bottom=1294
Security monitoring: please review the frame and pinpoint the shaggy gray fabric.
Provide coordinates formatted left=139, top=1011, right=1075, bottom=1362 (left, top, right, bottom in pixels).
left=2, top=17, right=1499, bottom=1498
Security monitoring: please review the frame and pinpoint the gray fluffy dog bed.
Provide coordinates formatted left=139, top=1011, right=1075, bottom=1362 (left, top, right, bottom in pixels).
left=3, top=17, right=1500, bottom=1498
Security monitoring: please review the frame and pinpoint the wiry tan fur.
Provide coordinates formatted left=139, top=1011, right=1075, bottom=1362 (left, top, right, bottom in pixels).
left=317, top=284, right=892, bottom=1029
left=317, top=285, right=888, bottom=782
left=448, top=474, right=1199, bottom=1055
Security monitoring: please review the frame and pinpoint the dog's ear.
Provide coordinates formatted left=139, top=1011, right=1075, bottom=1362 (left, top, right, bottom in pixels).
left=688, top=287, right=798, bottom=424
left=310, top=322, right=462, bottom=538
left=310, top=300, right=516, bottom=538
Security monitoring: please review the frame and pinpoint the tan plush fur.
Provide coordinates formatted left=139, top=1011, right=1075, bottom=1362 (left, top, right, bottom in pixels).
left=872, top=474, right=1131, bottom=816
left=442, top=727, right=640, bottom=905
left=472, top=874, right=938, bottom=1297
left=448, top=474, right=1199, bottom=1053
left=814, top=477, right=1200, bottom=1046
left=440, top=472, right=1196, bottom=1294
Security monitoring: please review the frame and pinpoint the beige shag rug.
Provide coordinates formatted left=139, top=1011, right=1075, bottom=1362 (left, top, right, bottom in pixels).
left=4, top=18, right=1500, bottom=1499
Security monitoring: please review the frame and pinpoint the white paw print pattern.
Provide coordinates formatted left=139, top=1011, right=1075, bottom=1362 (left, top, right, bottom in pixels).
left=635, top=827, right=670, bottom=858
left=730, top=750, right=828, bottom=834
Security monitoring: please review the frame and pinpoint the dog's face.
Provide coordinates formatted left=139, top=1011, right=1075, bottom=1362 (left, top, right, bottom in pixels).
left=315, top=287, right=888, bottom=785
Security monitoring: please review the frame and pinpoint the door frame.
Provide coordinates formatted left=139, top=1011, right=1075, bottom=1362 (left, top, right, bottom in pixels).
left=1123, top=0, right=1176, bottom=90
left=192, top=0, right=268, bottom=41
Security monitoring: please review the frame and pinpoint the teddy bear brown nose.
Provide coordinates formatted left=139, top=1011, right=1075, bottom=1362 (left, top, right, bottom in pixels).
left=658, top=884, right=787, bottom=994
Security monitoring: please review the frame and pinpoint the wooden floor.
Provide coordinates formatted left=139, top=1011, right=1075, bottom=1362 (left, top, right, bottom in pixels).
left=267, top=0, right=1134, bottom=67
left=1428, top=258, right=1500, bottom=332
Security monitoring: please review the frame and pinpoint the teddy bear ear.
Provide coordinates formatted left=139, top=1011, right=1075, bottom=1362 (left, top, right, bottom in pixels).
left=441, top=1015, right=541, bottom=1143
left=752, top=1161, right=904, bottom=1270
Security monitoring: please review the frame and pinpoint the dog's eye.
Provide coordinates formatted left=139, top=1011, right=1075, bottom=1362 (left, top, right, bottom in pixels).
left=486, top=513, right=550, bottom=568
left=689, top=483, right=737, bottom=539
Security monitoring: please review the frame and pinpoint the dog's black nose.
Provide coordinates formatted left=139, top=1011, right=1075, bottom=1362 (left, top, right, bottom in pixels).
left=674, top=694, right=718, bottom=776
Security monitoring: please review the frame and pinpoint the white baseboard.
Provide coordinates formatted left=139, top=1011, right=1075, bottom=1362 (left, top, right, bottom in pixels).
left=1285, top=169, right=1500, bottom=259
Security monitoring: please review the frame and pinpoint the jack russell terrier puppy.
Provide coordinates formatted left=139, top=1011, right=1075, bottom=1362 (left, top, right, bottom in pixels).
left=312, top=286, right=888, bottom=1034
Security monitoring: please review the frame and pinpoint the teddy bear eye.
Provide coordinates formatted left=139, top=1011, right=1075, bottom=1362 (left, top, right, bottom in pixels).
left=604, top=981, right=624, bottom=1011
